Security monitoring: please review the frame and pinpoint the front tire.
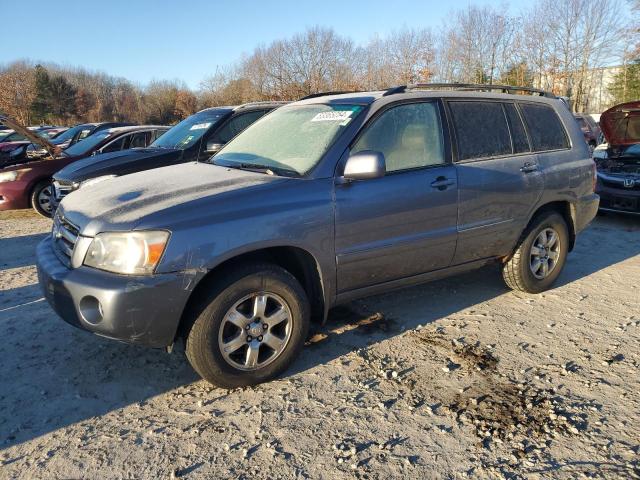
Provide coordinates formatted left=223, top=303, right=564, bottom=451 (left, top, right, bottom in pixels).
left=502, top=212, right=569, bottom=293
left=31, top=180, right=54, bottom=218
left=185, top=263, right=310, bottom=388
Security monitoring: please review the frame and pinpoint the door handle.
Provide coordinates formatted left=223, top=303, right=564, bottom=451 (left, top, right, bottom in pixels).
left=520, top=162, right=538, bottom=173
left=431, top=177, right=455, bottom=190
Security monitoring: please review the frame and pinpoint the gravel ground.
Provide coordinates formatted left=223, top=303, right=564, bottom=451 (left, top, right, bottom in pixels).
left=0, top=209, right=639, bottom=479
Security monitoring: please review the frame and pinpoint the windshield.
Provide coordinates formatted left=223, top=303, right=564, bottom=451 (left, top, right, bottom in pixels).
left=151, top=110, right=226, bottom=149
left=620, top=143, right=640, bottom=157
left=212, top=104, right=364, bottom=175
left=63, top=130, right=112, bottom=156
left=0, top=132, right=26, bottom=142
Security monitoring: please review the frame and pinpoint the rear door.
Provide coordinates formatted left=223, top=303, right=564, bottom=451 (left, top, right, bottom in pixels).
left=334, top=100, right=458, bottom=293
left=448, top=100, right=544, bottom=264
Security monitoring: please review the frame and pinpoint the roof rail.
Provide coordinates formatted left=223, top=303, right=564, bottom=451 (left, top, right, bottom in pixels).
left=384, top=83, right=555, bottom=98
left=382, top=85, right=407, bottom=96
left=299, top=91, right=361, bottom=100
left=235, top=101, right=289, bottom=110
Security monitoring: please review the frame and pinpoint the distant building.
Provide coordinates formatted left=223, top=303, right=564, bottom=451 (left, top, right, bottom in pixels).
left=534, top=65, right=622, bottom=114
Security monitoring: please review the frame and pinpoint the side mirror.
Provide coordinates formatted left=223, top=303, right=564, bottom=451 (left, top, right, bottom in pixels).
left=206, top=140, right=225, bottom=154
left=343, top=150, right=386, bottom=181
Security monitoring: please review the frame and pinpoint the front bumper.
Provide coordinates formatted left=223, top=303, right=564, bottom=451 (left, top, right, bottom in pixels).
left=596, top=182, right=640, bottom=215
left=36, top=236, right=194, bottom=348
left=0, top=181, right=30, bottom=210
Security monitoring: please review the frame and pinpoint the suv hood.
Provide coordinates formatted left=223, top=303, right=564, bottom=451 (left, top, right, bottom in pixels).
left=600, top=101, right=640, bottom=147
left=54, top=147, right=181, bottom=183
left=59, top=162, right=283, bottom=236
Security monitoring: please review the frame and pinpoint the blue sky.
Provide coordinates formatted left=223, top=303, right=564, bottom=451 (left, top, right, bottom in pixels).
left=3, top=0, right=528, bottom=89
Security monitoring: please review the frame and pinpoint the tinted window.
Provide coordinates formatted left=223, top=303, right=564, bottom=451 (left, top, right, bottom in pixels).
left=504, top=103, right=530, bottom=153
left=212, top=110, right=268, bottom=144
left=352, top=102, right=445, bottom=172
left=449, top=101, right=511, bottom=160
left=520, top=103, right=569, bottom=151
left=129, top=132, right=150, bottom=148
left=101, top=135, right=127, bottom=153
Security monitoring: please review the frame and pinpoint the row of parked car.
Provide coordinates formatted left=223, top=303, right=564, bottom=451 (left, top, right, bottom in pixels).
left=0, top=97, right=634, bottom=221
left=1, top=83, right=637, bottom=388
left=0, top=101, right=286, bottom=217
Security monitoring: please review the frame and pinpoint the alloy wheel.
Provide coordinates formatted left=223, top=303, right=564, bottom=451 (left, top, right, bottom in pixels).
left=529, top=227, right=561, bottom=280
left=218, top=292, right=292, bottom=371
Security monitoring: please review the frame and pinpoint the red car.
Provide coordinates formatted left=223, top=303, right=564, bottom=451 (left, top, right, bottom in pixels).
left=0, top=124, right=168, bottom=217
left=593, top=101, right=640, bottom=215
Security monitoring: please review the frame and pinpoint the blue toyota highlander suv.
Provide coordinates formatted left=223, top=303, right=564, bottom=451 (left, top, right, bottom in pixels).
left=37, top=84, right=599, bottom=388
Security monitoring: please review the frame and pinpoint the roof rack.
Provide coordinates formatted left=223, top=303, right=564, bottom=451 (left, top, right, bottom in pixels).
left=384, top=83, right=556, bottom=98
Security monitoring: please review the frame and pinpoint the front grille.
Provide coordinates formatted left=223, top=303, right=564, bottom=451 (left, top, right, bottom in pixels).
left=599, top=174, right=640, bottom=191
left=52, top=213, right=80, bottom=266
left=53, top=180, right=76, bottom=201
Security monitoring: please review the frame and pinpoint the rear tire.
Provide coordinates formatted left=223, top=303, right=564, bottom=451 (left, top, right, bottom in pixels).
left=502, top=212, right=569, bottom=293
left=31, top=180, right=54, bottom=218
left=184, top=263, right=310, bottom=388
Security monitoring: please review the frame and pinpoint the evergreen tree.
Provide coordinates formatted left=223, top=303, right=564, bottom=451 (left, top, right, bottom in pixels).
left=29, top=65, right=52, bottom=123
left=608, top=61, right=640, bottom=105
left=48, top=75, right=77, bottom=122
left=500, top=62, right=534, bottom=87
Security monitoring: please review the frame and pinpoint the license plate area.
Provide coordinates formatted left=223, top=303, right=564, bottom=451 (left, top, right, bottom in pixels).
left=611, top=196, right=638, bottom=211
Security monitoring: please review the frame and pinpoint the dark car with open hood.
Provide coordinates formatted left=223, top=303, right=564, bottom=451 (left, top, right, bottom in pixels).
left=0, top=123, right=167, bottom=217
left=51, top=102, right=286, bottom=206
left=593, top=100, right=640, bottom=215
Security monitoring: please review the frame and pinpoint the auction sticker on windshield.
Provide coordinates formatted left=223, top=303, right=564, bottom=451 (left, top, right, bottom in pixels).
left=311, top=111, right=354, bottom=123
left=190, top=122, right=212, bottom=130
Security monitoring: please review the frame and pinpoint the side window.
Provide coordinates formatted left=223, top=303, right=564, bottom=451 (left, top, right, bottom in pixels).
left=78, top=129, right=92, bottom=140
left=130, top=132, right=150, bottom=148
left=100, top=136, right=126, bottom=153
left=449, top=101, right=511, bottom=160
left=211, top=110, right=268, bottom=144
left=153, top=129, right=167, bottom=141
left=352, top=102, right=445, bottom=172
left=504, top=103, right=530, bottom=153
left=519, top=103, right=569, bottom=151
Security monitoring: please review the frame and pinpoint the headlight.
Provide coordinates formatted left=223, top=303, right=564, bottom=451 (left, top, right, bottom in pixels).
left=79, top=175, right=116, bottom=189
left=83, top=230, right=170, bottom=275
left=0, top=171, right=19, bottom=183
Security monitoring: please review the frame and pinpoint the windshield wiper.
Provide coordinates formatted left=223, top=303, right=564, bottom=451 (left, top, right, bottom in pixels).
left=219, top=161, right=299, bottom=177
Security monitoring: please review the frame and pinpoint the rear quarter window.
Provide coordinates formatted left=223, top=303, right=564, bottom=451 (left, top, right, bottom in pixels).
left=519, top=103, right=569, bottom=151
left=504, top=103, right=530, bottom=153
left=449, top=101, right=512, bottom=160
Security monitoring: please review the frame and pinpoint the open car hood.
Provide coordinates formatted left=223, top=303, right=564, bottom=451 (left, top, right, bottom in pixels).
left=600, top=101, right=640, bottom=147
left=0, top=114, right=60, bottom=158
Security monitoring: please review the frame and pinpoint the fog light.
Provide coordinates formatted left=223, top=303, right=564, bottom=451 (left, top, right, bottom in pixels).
left=79, top=296, right=103, bottom=325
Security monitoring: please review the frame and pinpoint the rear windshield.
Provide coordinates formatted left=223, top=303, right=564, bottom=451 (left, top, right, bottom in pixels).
left=520, top=103, right=569, bottom=151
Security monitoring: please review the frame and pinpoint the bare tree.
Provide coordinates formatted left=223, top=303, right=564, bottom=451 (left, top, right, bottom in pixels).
left=0, top=61, right=36, bottom=124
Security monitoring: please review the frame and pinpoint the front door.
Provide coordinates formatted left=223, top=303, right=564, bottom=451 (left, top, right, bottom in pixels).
left=334, top=101, right=458, bottom=293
